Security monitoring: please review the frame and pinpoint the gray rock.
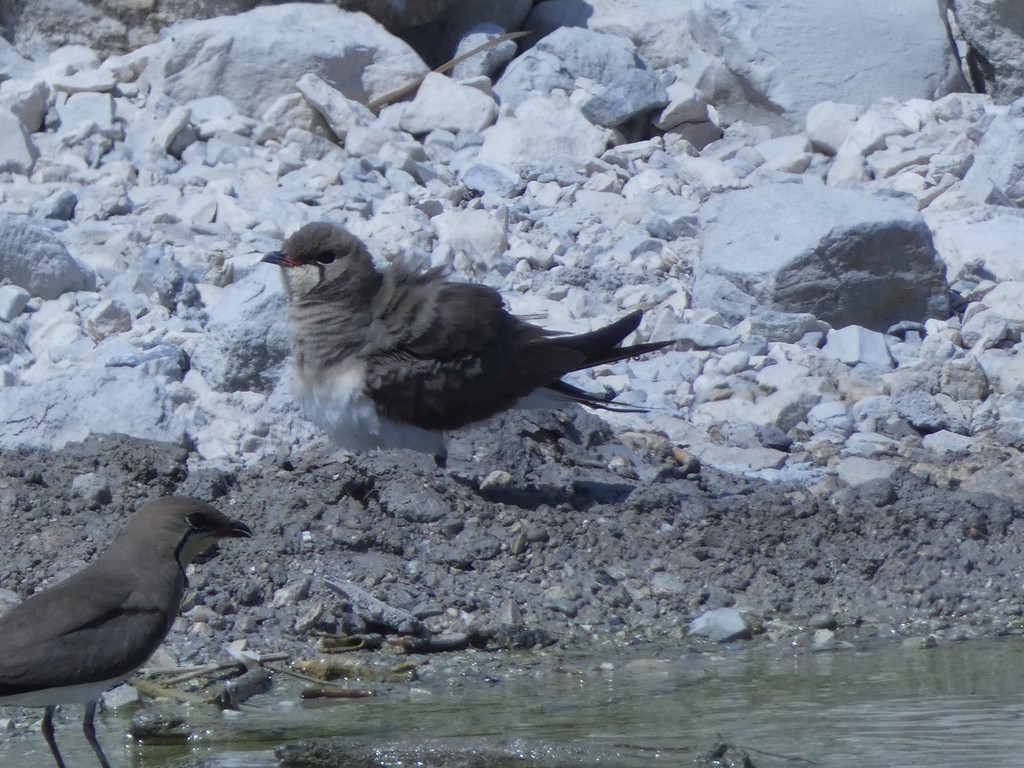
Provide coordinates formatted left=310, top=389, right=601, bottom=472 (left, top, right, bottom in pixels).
left=70, top=472, right=112, bottom=506
left=835, top=456, right=896, bottom=487
left=688, top=607, right=751, bottom=642
left=105, top=343, right=189, bottom=381
left=892, top=391, right=968, bottom=434
left=31, top=190, right=78, bottom=221
left=948, top=1, right=1024, bottom=102
left=0, top=215, right=95, bottom=299
left=748, top=311, right=830, bottom=343
left=694, top=184, right=949, bottom=330
left=494, top=27, right=667, bottom=128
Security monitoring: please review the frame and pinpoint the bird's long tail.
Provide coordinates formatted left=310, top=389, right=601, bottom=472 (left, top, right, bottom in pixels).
left=556, top=309, right=675, bottom=371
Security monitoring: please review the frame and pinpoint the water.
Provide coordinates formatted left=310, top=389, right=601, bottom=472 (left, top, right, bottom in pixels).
left=4, top=639, right=1024, bottom=767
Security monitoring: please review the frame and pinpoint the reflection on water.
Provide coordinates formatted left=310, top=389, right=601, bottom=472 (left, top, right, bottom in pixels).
left=3, top=638, right=1024, bottom=767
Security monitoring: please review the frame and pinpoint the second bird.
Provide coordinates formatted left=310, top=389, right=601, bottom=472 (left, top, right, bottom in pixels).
left=264, top=222, right=672, bottom=464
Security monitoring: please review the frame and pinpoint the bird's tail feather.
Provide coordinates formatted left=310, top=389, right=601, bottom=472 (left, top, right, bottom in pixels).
left=554, top=310, right=675, bottom=371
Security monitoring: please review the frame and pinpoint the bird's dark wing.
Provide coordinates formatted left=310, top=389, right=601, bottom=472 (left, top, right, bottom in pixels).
left=364, top=265, right=672, bottom=430
left=363, top=265, right=587, bottom=429
left=0, top=567, right=175, bottom=694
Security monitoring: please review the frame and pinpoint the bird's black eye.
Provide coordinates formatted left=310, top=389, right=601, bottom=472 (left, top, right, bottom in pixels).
left=186, top=512, right=211, bottom=531
left=315, top=253, right=336, bottom=265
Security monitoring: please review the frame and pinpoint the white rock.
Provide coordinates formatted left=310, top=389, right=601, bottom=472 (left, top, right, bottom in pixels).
left=0, top=285, right=30, bottom=321
left=960, top=309, right=1010, bottom=350
left=433, top=209, right=509, bottom=268
left=50, top=69, right=116, bottom=94
left=56, top=91, right=115, bottom=143
left=0, top=79, right=48, bottom=135
left=0, top=368, right=186, bottom=451
left=806, top=101, right=861, bottom=155
left=654, top=81, right=710, bottom=130
left=961, top=110, right=1024, bottom=205
left=929, top=209, right=1024, bottom=283
left=977, top=282, right=1024, bottom=324
left=296, top=73, right=375, bottom=141
left=494, top=26, right=666, bottom=128
left=477, top=94, right=610, bottom=170
left=922, top=430, right=976, bottom=455
left=450, top=27, right=519, bottom=80
left=153, top=105, right=194, bottom=155
left=825, top=150, right=867, bottom=186
left=139, top=5, right=427, bottom=118
left=807, top=400, right=854, bottom=436
left=835, top=456, right=896, bottom=486
left=0, top=108, right=37, bottom=174
left=0, top=216, right=95, bottom=299
left=400, top=72, right=498, bottom=135
left=688, top=607, right=750, bottom=642
left=694, top=185, right=948, bottom=330
left=822, top=326, right=894, bottom=368
left=85, top=299, right=132, bottom=340
left=527, top=0, right=959, bottom=130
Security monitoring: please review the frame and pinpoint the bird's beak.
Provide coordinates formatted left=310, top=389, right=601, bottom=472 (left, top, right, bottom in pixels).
left=262, top=251, right=299, bottom=267
left=216, top=519, right=253, bottom=539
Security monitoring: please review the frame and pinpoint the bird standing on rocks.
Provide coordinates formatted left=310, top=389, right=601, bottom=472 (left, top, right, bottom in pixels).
left=263, top=221, right=672, bottom=465
left=0, top=496, right=252, bottom=768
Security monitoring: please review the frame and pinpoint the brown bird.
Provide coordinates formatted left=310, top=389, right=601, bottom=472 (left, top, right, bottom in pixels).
left=0, top=496, right=252, bottom=768
left=263, top=221, right=672, bottom=464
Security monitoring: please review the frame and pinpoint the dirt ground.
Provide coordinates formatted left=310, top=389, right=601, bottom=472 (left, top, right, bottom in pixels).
left=2, top=404, right=1022, bottom=673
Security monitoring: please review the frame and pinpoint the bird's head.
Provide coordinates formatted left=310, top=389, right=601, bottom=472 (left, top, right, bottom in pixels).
left=127, top=496, right=252, bottom=569
left=262, top=222, right=379, bottom=302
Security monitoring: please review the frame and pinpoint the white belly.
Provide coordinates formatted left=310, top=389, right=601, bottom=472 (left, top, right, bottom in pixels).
left=299, top=362, right=445, bottom=456
left=0, top=676, right=124, bottom=706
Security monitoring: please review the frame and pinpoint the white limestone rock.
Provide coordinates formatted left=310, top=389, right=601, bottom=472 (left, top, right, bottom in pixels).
left=822, top=326, right=895, bottom=368
left=139, top=5, right=427, bottom=119
left=0, top=80, right=49, bottom=135
left=296, top=73, right=375, bottom=141
left=688, top=607, right=751, bottom=642
left=693, top=184, right=949, bottom=331
left=0, top=285, right=30, bottom=322
left=929, top=209, right=1024, bottom=283
left=0, top=109, right=38, bottom=174
left=0, top=367, right=186, bottom=451
left=654, top=81, right=711, bottom=130
left=451, top=26, right=520, bottom=80
left=400, top=72, right=498, bottom=135
left=0, top=216, right=96, bottom=299
left=494, top=27, right=666, bottom=128
left=961, top=107, right=1024, bottom=205
left=806, top=101, right=861, bottom=156
left=476, top=94, right=610, bottom=171
left=85, top=298, right=132, bottom=340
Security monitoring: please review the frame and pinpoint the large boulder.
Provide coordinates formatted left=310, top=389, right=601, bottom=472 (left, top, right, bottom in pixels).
left=133, top=4, right=428, bottom=119
left=944, top=0, right=1024, bottom=100
left=1, top=0, right=458, bottom=57
left=526, top=0, right=963, bottom=130
left=693, top=185, right=950, bottom=331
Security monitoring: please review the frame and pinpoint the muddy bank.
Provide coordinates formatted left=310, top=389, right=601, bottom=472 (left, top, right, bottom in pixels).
left=1, top=408, right=1020, bottom=673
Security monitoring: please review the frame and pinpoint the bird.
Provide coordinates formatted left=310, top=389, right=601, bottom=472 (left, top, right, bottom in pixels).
left=263, top=221, right=673, bottom=465
left=0, top=496, right=252, bottom=768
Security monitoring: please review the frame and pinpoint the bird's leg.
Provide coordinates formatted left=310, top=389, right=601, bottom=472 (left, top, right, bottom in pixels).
left=41, top=705, right=68, bottom=768
left=82, top=700, right=112, bottom=768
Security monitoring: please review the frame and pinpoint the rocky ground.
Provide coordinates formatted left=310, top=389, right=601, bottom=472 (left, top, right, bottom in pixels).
left=3, top=1, right=1024, bottom=762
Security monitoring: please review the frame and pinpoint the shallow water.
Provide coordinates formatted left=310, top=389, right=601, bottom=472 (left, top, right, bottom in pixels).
left=5, top=638, right=1024, bottom=767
